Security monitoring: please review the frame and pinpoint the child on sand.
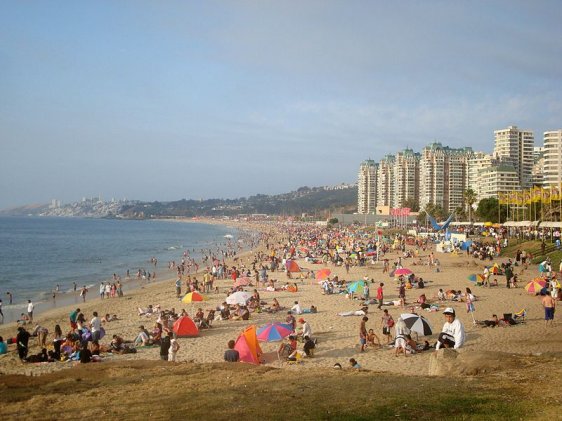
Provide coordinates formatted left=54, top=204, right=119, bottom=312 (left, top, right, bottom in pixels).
left=168, top=336, right=180, bottom=361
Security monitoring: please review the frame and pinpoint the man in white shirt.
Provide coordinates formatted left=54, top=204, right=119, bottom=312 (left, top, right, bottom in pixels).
left=90, top=311, right=102, bottom=342
left=435, top=308, right=465, bottom=350
left=291, top=301, right=302, bottom=315
left=27, top=300, right=34, bottom=322
left=298, top=318, right=312, bottom=340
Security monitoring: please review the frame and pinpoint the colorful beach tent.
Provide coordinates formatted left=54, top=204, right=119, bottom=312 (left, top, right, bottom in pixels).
left=285, top=259, right=301, bottom=273
left=347, top=281, right=366, bottom=295
left=234, top=325, right=262, bottom=364
left=173, top=316, right=199, bottom=337
left=182, top=291, right=205, bottom=304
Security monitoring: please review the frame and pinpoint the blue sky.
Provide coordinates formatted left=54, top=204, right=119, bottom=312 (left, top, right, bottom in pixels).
left=1, top=1, right=561, bottom=208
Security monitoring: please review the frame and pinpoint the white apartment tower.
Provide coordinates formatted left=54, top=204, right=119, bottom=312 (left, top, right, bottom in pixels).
left=419, top=142, right=473, bottom=213
left=393, top=148, right=420, bottom=208
left=543, top=130, right=562, bottom=187
left=357, top=160, right=377, bottom=214
left=376, top=155, right=396, bottom=208
left=493, top=126, right=534, bottom=188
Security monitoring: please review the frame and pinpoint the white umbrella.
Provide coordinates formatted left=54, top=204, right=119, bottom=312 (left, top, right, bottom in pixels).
left=400, top=313, right=433, bottom=336
left=226, top=291, right=251, bottom=305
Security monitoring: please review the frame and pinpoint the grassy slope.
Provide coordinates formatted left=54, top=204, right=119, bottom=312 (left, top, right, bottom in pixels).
left=1, top=356, right=560, bottom=420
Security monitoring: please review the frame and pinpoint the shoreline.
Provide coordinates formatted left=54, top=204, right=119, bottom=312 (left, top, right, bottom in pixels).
left=1, top=222, right=560, bottom=379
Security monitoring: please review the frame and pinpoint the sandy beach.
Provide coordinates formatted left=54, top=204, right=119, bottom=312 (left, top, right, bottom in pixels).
left=1, top=220, right=561, bottom=378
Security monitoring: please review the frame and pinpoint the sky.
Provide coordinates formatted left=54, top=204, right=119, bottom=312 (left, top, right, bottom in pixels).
left=1, top=1, right=562, bottom=209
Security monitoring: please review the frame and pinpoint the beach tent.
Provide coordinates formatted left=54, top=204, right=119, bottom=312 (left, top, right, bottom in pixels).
left=173, top=316, right=199, bottom=337
left=234, top=325, right=262, bottom=364
left=285, top=259, right=301, bottom=273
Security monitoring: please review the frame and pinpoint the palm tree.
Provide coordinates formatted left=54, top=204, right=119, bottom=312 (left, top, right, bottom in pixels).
left=464, top=189, right=477, bottom=222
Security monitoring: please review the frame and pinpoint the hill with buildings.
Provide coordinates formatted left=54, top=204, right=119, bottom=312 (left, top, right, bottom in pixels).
left=0, top=184, right=357, bottom=219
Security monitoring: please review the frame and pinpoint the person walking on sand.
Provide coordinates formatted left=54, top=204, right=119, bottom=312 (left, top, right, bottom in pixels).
left=27, top=300, right=34, bottom=323
left=80, top=286, right=88, bottom=302
left=542, top=293, right=556, bottom=327
left=359, top=316, right=368, bottom=352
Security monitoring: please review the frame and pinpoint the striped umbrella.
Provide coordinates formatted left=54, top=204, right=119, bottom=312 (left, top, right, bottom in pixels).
left=467, top=274, right=485, bottom=283
left=182, top=291, right=205, bottom=304
left=400, top=313, right=433, bottom=336
left=524, top=280, right=545, bottom=294
left=256, top=323, right=294, bottom=342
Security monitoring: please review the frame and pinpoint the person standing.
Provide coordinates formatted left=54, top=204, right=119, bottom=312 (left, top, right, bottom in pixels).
left=504, top=264, right=513, bottom=289
left=542, top=292, right=556, bottom=327
left=80, top=286, right=88, bottom=302
left=435, top=308, right=465, bottom=350
left=175, top=277, right=182, bottom=298
left=359, top=316, right=368, bottom=352
left=27, top=300, right=34, bottom=323
left=363, top=282, right=370, bottom=301
left=90, top=312, right=102, bottom=342
left=69, top=308, right=80, bottom=330
left=6, top=292, right=13, bottom=305
left=16, top=326, right=30, bottom=361
left=398, top=282, right=406, bottom=308
left=168, top=335, right=180, bottom=361
left=160, top=331, right=172, bottom=360
left=99, top=282, right=105, bottom=299
left=0, top=299, right=3, bottom=322
left=377, top=283, right=384, bottom=310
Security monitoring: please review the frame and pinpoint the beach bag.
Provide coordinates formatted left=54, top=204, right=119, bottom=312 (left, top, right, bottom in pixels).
left=387, top=318, right=395, bottom=328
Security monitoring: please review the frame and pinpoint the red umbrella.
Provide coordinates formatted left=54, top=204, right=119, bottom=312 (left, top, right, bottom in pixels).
left=394, top=268, right=413, bottom=277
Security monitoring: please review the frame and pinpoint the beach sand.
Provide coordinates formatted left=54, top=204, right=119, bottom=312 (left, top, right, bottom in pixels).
left=1, top=221, right=561, bottom=378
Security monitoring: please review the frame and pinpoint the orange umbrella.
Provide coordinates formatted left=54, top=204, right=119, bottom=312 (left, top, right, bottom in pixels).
left=316, top=268, right=331, bottom=280
left=182, top=291, right=205, bottom=304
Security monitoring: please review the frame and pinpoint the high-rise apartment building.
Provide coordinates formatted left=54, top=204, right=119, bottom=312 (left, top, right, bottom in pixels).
left=543, top=130, right=562, bottom=187
left=477, top=165, right=521, bottom=202
left=419, top=142, right=473, bottom=213
left=376, top=155, right=395, bottom=208
left=493, top=126, right=534, bottom=188
left=393, top=148, right=420, bottom=208
left=357, top=160, right=377, bottom=214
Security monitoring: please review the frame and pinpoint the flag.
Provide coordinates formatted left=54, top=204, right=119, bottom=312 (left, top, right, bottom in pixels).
left=523, top=189, right=531, bottom=205
left=553, top=184, right=561, bottom=202
left=532, top=187, right=542, bottom=202
left=542, top=188, right=551, bottom=204
left=498, top=192, right=507, bottom=205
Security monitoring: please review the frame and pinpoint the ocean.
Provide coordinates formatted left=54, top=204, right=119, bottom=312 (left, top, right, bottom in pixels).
left=0, top=216, right=237, bottom=319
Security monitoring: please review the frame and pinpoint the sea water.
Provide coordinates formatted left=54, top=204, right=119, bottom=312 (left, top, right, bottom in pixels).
left=0, top=216, right=236, bottom=316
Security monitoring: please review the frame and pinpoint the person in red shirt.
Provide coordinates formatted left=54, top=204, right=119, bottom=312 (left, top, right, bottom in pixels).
left=377, top=283, right=384, bottom=310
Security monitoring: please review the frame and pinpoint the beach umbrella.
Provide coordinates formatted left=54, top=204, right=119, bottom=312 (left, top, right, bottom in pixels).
left=524, top=280, right=545, bottom=294
left=347, top=281, right=366, bottom=295
left=182, top=291, right=205, bottom=304
left=531, top=278, right=547, bottom=287
left=394, top=268, right=413, bottom=277
left=400, top=313, right=433, bottom=336
left=467, top=274, right=485, bottom=283
left=316, top=268, right=331, bottom=280
left=234, top=277, right=252, bottom=288
left=256, top=323, right=294, bottom=342
left=226, top=291, right=252, bottom=305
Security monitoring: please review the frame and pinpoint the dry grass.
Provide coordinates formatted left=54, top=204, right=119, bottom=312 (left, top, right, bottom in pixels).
left=1, top=354, right=561, bottom=420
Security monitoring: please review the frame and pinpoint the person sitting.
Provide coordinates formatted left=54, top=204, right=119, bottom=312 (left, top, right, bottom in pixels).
left=417, top=278, right=425, bottom=289
left=151, top=323, right=163, bottom=344
left=110, top=335, right=125, bottom=353
left=205, top=310, right=215, bottom=327
left=278, top=335, right=297, bottom=358
left=102, top=314, right=118, bottom=323
left=291, top=301, right=302, bottom=315
left=0, top=336, right=7, bottom=355
left=138, top=305, right=154, bottom=317
left=266, top=298, right=282, bottom=313
left=224, top=339, right=240, bottom=362
left=303, top=305, right=318, bottom=314
left=303, top=335, right=316, bottom=357
left=417, top=294, right=430, bottom=309
left=366, top=329, right=382, bottom=348
left=134, top=326, right=151, bottom=347
left=79, top=342, right=92, bottom=364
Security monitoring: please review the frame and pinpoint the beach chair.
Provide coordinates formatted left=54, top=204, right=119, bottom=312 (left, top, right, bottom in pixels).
left=513, top=309, right=526, bottom=322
